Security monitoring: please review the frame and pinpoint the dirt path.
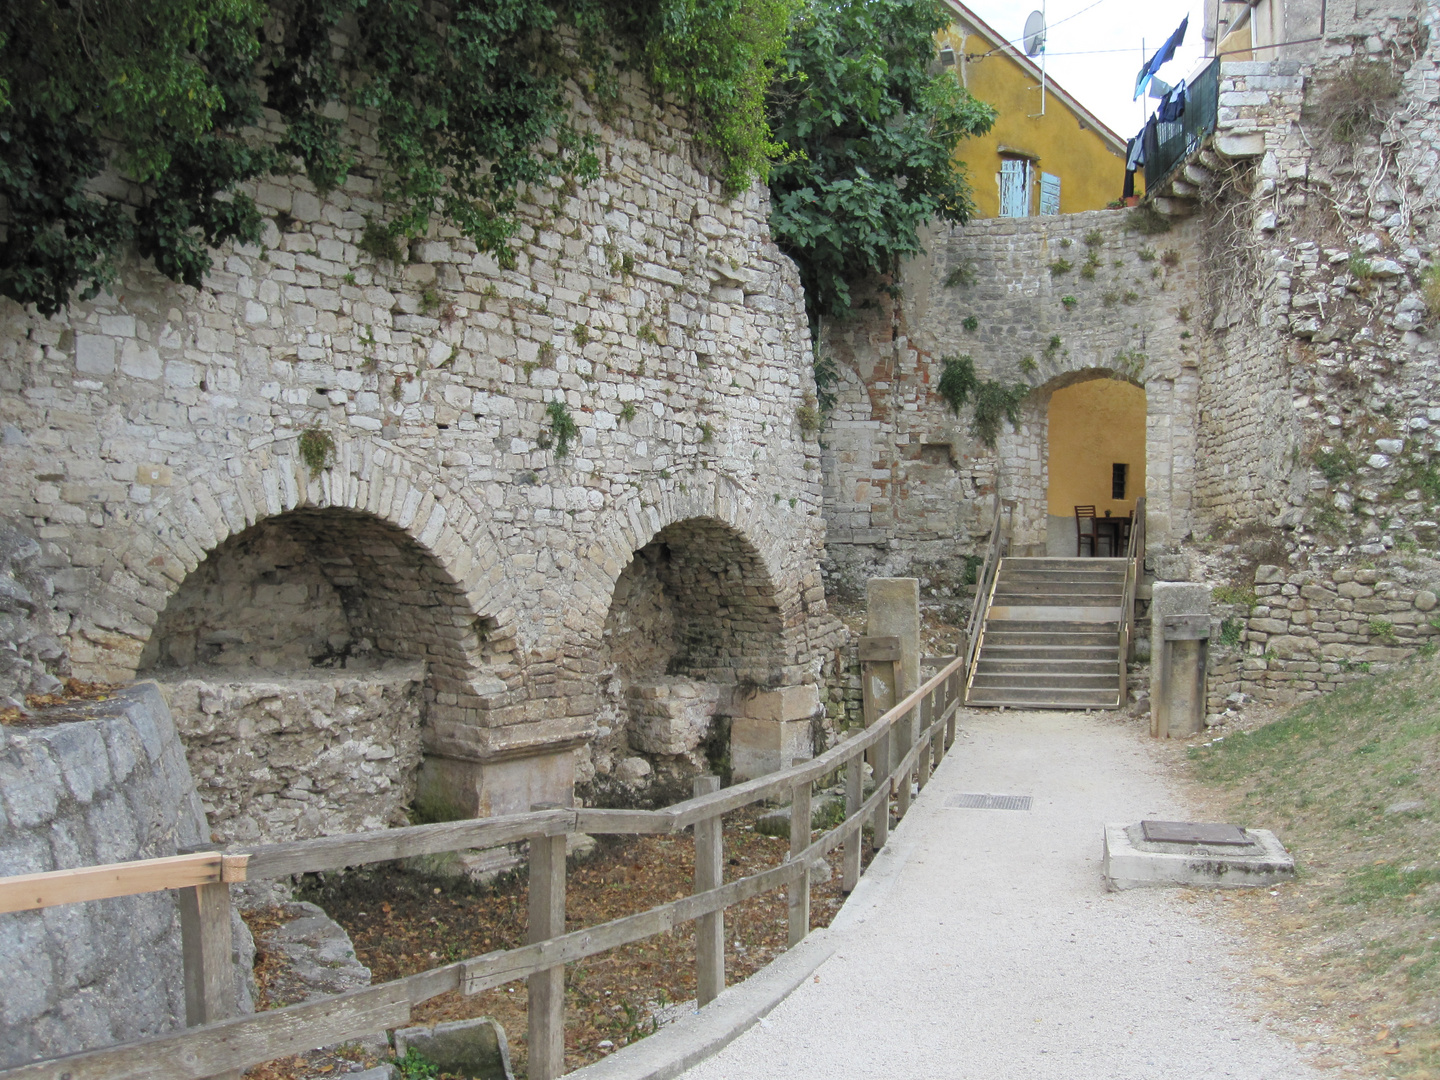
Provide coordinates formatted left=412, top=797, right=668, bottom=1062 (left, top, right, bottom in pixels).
left=678, top=709, right=1334, bottom=1080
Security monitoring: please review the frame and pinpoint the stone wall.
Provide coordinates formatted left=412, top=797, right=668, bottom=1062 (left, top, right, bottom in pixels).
left=0, top=683, right=246, bottom=1067
left=820, top=208, right=1199, bottom=598
left=157, top=666, right=424, bottom=844
left=0, top=59, right=843, bottom=820
left=0, top=524, right=69, bottom=707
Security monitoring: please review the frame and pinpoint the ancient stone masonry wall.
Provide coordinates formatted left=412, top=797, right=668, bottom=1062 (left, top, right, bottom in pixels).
left=0, top=524, right=70, bottom=707
left=0, top=61, right=843, bottom=821
left=1206, top=559, right=1440, bottom=710
left=0, top=684, right=251, bottom=1067
left=821, top=208, right=1199, bottom=601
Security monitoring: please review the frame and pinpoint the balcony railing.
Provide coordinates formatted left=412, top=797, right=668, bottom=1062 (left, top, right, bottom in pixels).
left=1142, top=58, right=1220, bottom=193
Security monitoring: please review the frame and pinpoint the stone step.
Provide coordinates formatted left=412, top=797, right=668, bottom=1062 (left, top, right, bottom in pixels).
left=983, top=626, right=1119, bottom=643
left=993, top=578, right=1126, bottom=592
left=1003, top=558, right=1128, bottom=569
left=975, top=658, right=1119, bottom=675
left=980, top=644, right=1118, bottom=660
left=991, top=592, right=1123, bottom=607
left=970, top=671, right=1119, bottom=690
left=988, top=605, right=1122, bottom=623
left=965, top=685, right=1122, bottom=707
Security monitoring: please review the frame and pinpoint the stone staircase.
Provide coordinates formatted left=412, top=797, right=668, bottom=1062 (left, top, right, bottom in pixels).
left=965, top=558, right=1126, bottom=709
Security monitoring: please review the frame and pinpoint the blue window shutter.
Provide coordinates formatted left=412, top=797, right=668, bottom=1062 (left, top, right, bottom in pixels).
left=1040, top=172, right=1061, bottom=215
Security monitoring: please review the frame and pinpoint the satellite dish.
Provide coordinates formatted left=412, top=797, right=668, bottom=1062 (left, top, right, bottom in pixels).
left=1023, top=9, right=1046, bottom=57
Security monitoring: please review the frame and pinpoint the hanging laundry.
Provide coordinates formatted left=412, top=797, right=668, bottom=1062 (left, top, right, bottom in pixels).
left=1134, top=15, right=1189, bottom=99
left=1159, top=80, right=1188, bottom=122
left=1126, top=135, right=1144, bottom=172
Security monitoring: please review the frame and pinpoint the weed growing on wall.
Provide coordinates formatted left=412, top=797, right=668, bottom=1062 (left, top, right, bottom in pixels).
left=545, top=400, right=579, bottom=458
left=298, top=428, right=336, bottom=478
left=936, top=354, right=1027, bottom=449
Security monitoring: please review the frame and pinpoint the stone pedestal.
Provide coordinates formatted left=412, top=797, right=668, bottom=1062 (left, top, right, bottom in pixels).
left=865, top=578, right=920, bottom=697
left=729, top=684, right=820, bottom=780
left=415, top=748, right=576, bottom=820
left=1150, top=582, right=1211, bottom=738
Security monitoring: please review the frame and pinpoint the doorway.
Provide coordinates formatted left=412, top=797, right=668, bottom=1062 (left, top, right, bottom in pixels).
left=1045, top=378, right=1146, bottom=556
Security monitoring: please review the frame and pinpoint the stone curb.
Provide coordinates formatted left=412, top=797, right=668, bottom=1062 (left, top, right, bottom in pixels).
left=564, top=818, right=923, bottom=1080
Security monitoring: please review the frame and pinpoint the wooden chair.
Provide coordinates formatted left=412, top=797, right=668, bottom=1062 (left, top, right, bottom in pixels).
left=1075, top=505, right=1099, bottom=557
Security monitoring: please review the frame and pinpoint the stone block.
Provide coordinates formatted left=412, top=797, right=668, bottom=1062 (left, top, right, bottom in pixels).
left=738, top=683, right=820, bottom=722
left=865, top=577, right=920, bottom=697
left=729, top=717, right=813, bottom=781
left=395, top=1017, right=514, bottom=1080
left=1102, top=823, right=1295, bottom=890
left=415, top=747, right=575, bottom=821
left=626, top=677, right=721, bottom=756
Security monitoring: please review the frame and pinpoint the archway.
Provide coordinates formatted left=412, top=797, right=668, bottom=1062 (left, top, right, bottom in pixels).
left=585, top=516, right=788, bottom=804
left=1044, top=377, right=1147, bottom=556
left=140, top=507, right=491, bottom=843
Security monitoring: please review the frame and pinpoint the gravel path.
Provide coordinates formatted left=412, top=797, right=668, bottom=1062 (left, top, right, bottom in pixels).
left=678, top=709, right=1325, bottom=1080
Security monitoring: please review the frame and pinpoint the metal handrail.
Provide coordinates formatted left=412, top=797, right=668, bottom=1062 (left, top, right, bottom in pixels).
left=1117, top=496, right=1147, bottom=707
left=963, top=488, right=1012, bottom=702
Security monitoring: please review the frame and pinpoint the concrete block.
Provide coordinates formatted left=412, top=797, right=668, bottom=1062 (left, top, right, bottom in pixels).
left=395, top=1017, right=514, bottom=1080
left=1102, top=823, right=1295, bottom=890
left=729, top=717, right=812, bottom=781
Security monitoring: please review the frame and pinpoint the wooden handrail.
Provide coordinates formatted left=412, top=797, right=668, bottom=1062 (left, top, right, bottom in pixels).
left=0, top=657, right=969, bottom=1080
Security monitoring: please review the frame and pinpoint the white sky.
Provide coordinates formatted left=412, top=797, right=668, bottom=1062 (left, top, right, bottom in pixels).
left=961, top=0, right=1210, bottom=139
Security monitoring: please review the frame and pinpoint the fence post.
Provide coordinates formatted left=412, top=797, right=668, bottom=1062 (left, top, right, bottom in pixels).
left=528, top=809, right=567, bottom=1080
left=895, top=703, right=914, bottom=821
left=945, top=669, right=959, bottom=750
left=787, top=780, right=811, bottom=947
left=693, top=776, right=724, bottom=1007
left=178, top=871, right=242, bottom=1080
left=842, top=749, right=863, bottom=893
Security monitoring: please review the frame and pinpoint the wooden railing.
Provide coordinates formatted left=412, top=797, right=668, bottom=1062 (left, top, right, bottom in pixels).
left=1117, top=496, right=1147, bottom=706
left=963, top=489, right=1013, bottom=703
left=0, top=657, right=967, bottom=1080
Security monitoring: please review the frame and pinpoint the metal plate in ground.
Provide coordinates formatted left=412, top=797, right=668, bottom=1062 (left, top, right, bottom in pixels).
left=1140, top=820, right=1250, bottom=845
left=946, top=793, right=1033, bottom=811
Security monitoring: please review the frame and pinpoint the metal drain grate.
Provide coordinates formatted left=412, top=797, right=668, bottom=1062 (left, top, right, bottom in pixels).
left=945, top=793, right=1033, bottom=811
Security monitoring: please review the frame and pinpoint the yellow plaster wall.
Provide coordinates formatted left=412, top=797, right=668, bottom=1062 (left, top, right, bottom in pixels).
left=1046, top=379, right=1146, bottom=518
left=939, top=22, right=1131, bottom=218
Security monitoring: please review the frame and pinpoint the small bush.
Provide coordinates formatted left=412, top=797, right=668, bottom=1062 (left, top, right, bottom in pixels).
left=1130, top=204, right=1172, bottom=235
left=1137, top=247, right=1157, bottom=262
left=1314, top=59, right=1402, bottom=144
left=944, top=264, right=977, bottom=288
left=359, top=219, right=404, bottom=263
left=1049, top=259, right=1073, bottom=277
left=1212, top=584, right=1259, bottom=608
left=1368, top=618, right=1399, bottom=644
left=962, top=315, right=979, bottom=331
left=1348, top=254, right=1374, bottom=280
left=1084, top=230, right=1105, bottom=248
left=1060, top=295, right=1078, bottom=308
left=572, top=324, right=592, bottom=347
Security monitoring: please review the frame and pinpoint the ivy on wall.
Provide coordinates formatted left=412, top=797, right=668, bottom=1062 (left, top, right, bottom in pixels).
left=0, top=0, right=797, bottom=315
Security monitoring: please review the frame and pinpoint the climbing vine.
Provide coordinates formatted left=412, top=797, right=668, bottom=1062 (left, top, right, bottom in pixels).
left=1, top=0, right=799, bottom=315
left=937, top=354, right=1028, bottom=449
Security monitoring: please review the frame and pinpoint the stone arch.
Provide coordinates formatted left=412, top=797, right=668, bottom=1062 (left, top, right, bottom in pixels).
left=579, top=479, right=815, bottom=797
left=997, top=368, right=1150, bottom=555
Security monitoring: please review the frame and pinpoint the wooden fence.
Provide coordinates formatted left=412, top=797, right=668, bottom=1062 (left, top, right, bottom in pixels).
left=0, top=656, right=967, bottom=1080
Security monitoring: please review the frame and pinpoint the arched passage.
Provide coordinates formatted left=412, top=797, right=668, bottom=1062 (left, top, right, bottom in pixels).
left=585, top=516, right=788, bottom=803
left=140, top=507, right=493, bottom=843
left=1045, top=377, right=1147, bottom=556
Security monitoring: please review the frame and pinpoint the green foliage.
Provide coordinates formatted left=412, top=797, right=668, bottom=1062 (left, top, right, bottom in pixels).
left=1314, top=59, right=1402, bottom=144
left=1421, top=266, right=1440, bottom=317
left=298, top=427, right=335, bottom=477
left=796, top=393, right=822, bottom=434
left=2, top=0, right=801, bottom=313
left=1, top=0, right=271, bottom=313
left=1060, top=294, right=1077, bottom=308
left=545, top=399, right=579, bottom=458
left=634, top=0, right=801, bottom=192
left=1212, top=584, right=1258, bottom=608
left=620, top=401, right=637, bottom=422
left=1313, top=445, right=1360, bottom=485
left=394, top=1048, right=440, bottom=1080
left=1348, top=253, right=1375, bottom=280
left=961, top=314, right=979, bottom=331
left=812, top=345, right=839, bottom=414
left=936, top=353, right=1027, bottom=449
left=1083, top=229, right=1104, bottom=248
left=573, top=323, right=592, bottom=347
left=1017, top=354, right=1036, bottom=376
left=1137, top=247, right=1157, bottom=262
left=765, top=0, right=996, bottom=321
left=1046, top=334, right=1062, bottom=354
left=1048, top=258, right=1072, bottom=276
left=1129, top=203, right=1172, bottom=235
left=1219, top=617, right=1244, bottom=648
left=1369, top=618, right=1399, bottom=644
left=1079, top=250, right=1101, bottom=280
left=943, top=262, right=977, bottom=288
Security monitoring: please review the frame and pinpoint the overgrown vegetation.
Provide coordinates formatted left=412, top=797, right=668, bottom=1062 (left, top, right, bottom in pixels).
left=1312, top=58, right=1403, bottom=145
left=1191, top=656, right=1440, bottom=1075
left=936, top=354, right=1027, bottom=449
left=0, top=0, right=800, bottom=313
left=544, top=399, right=579, bottom=458
left=765, top=0, right=995, bottom=322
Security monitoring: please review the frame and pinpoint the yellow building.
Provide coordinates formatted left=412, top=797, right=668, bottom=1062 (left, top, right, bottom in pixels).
left=938, top=2, right=1131, bottom=217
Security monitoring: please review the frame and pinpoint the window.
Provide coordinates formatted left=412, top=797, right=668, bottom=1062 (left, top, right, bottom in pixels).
left=1112, top=463, right=1128, bottom=500
left=999, top=159, right=1032, bottom=217
left=1039, top=172, right=1060, bottom=215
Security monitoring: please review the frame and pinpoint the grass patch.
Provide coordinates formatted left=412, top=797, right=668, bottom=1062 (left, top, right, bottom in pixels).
left=1190, top=654, right=1440, bottom=1074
